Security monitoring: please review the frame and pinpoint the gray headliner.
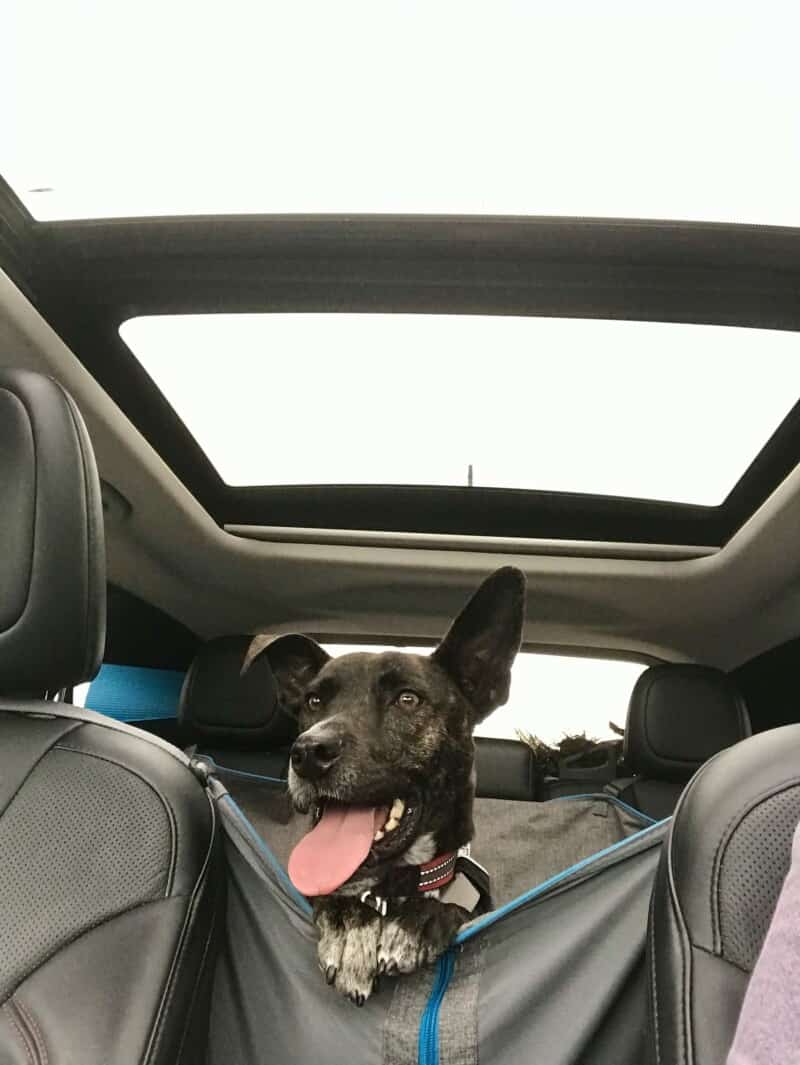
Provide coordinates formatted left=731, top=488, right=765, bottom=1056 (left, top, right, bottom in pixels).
left=2, top=267, right=798, bottom=670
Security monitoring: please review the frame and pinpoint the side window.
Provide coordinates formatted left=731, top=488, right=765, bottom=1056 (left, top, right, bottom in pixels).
left=474, top=652, right=644, bottom=744
left=322, top=644, right=644, bottom=745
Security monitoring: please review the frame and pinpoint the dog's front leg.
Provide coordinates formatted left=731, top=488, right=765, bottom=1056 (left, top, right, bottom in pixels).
left=378, top=898, right=468, bottom=976
left=314, top=896, right=382, bottom=1006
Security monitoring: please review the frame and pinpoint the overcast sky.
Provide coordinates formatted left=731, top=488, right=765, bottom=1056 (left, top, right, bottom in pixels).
left=122, top=313, right=800, bottom=506
left=3, top=1, right=800, bottom=223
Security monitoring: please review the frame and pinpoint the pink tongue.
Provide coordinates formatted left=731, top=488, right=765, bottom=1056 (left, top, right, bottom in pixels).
left=288, top=805, right=388, bottom=896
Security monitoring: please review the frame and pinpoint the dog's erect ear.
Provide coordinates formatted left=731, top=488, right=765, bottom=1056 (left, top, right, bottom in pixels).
left=248, top=634, right=331, bottom=715
left=432, top=567, right=526, bottom=722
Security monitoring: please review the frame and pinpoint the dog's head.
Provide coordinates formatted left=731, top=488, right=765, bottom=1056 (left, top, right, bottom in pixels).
left=251, top=566, right=525, bottom=892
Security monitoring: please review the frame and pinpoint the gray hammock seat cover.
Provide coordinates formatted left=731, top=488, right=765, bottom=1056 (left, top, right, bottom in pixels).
left=206, top=766, right=667, bottom=1065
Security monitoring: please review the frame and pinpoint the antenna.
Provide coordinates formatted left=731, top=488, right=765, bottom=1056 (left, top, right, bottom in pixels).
left=467, top=463, right=474, bottom=487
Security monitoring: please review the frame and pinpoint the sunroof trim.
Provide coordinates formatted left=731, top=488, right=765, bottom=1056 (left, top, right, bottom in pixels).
left=4, top=205, right=800, bottom=548
left=225, top=524, right=717, bottom=562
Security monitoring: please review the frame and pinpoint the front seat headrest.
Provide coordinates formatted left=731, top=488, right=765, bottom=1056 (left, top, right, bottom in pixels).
left=625, top=664, right=751, bottom=781
left=0, top=369, right=105, bottom=691
left=179, top=635, right=295, bottom=749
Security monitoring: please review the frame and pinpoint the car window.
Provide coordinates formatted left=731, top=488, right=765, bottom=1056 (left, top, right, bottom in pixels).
left=74, top=644, right=643, bottom=744
left=323, top=644, right=644, bottom=745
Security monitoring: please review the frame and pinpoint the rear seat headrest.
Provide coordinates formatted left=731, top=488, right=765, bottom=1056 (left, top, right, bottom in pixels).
left=179, top=635, right=296, bottom=749
left=0, top=369, right=105, bottom=692
left=625, top=664, right=751, bottom=781
left=474, top=737, right=538, bottom=800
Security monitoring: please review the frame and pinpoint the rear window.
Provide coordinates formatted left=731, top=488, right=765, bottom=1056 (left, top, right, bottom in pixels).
left=74, top=644, right=644, bottom=744
left=323, top=644, right=644, bottom=745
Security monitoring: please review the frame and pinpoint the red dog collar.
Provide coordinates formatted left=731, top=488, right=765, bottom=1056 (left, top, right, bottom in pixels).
left=359, top=851, right=459, bottom=915
left=417, top=851, right=458, bottom=893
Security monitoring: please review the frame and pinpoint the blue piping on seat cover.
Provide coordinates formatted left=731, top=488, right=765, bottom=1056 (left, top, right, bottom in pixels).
left=210, top=762, right=286, bottom=786
left=221, top=794, right=313, bottom=915
left=418, top=814, right=670, bottom=1065
left=457, top=816, right=668, bottom=944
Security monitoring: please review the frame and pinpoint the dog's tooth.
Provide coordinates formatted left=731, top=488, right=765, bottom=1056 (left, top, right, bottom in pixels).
left=373, top=829, right=385, bottom=841
left=384, top=817, right=399, bottom=832
left=390, top=798, right=405, bottom=820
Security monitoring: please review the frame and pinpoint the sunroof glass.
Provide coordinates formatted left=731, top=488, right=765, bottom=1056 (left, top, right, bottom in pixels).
left=119, top=314, right=800, bottom=507
left=4, top=3, right=800, bottom=223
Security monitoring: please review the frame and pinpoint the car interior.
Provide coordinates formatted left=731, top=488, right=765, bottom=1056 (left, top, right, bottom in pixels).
left=4, top=151, right=800, bottom=1062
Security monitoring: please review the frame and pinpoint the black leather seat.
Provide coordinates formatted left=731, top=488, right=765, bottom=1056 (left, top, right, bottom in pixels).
left=474, top=737, right=539, bottom=800
left=179, top=634, right=296, bottom=780
left=646, top=723, right=800, bottom=1064
left=616, top=664, right=751, bottom=820
left=0, top=369, right=222, bottom=1065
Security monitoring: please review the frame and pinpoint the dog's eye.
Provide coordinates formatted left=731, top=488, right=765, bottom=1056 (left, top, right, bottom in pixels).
left=306, top=693, right=322, bottom=711
left=396, top=690, right=421, bottom=709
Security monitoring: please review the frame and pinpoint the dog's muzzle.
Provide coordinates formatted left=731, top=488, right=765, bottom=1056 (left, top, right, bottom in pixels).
left=290, top=728, right=343, bottom=781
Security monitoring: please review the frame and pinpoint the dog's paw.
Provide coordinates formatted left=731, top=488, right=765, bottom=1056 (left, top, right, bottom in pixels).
left=378, top=899, right=466, bottom=976
left=315, top=901, right=381, bottom=1006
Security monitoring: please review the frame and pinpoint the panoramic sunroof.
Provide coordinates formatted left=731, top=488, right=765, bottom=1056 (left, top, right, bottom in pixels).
left=3, top=4, right=799, bottom=223
left=120, top=314, right=800, bottom=507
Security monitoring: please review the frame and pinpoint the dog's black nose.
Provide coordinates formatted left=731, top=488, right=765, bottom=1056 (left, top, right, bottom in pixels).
left=290, top=732, right=343, bottom=780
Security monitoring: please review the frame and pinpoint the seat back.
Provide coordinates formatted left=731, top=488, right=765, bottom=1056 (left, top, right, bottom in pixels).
left=0, top=368, right=223, bottom=1065
left=179, top=633, right=295, bottom=779
left=646, top=724, right=800, bottom=1064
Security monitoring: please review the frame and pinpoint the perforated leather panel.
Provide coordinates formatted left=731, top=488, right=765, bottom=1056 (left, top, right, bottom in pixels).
left=0, top=746, right=171, bottom=1000
left=718, top=785, right=800, bottom=971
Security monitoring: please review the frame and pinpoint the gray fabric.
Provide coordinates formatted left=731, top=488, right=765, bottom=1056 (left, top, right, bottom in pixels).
left=383, top=941, right=485, bottom=1065
left=471, top=796, right=647, bottom=906
left=475, top=843, right=661, bottom=1065
left=209, top=779, right=664, bottom=1065
left=217, top=770, right=307, bottom=871
left=383, top=963, right=438, bottom=1065
left=437, top=939, right=485, bottom=1065
left=209, top=797, right=390, bottom=1065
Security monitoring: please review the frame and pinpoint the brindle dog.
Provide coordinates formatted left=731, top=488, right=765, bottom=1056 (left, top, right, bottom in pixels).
left=251, top=566, right=525, bottom=1004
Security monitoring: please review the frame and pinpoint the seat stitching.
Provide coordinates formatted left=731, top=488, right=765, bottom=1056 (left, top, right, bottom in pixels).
left=14, top=1000, right=47, bottom=1065
left=174, top=894, right=218, bottom=1064
left=648, top=886, right=661, bottom=1065
left=0, top=721, right=83, bottom=825
left=2, top=1002, right=36, bottom=1065
left=0, top=896, right=190, bottom=1009
left=144, top=794, right=217, bottom=1065
left=54, top=743, right=178, bottom=896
